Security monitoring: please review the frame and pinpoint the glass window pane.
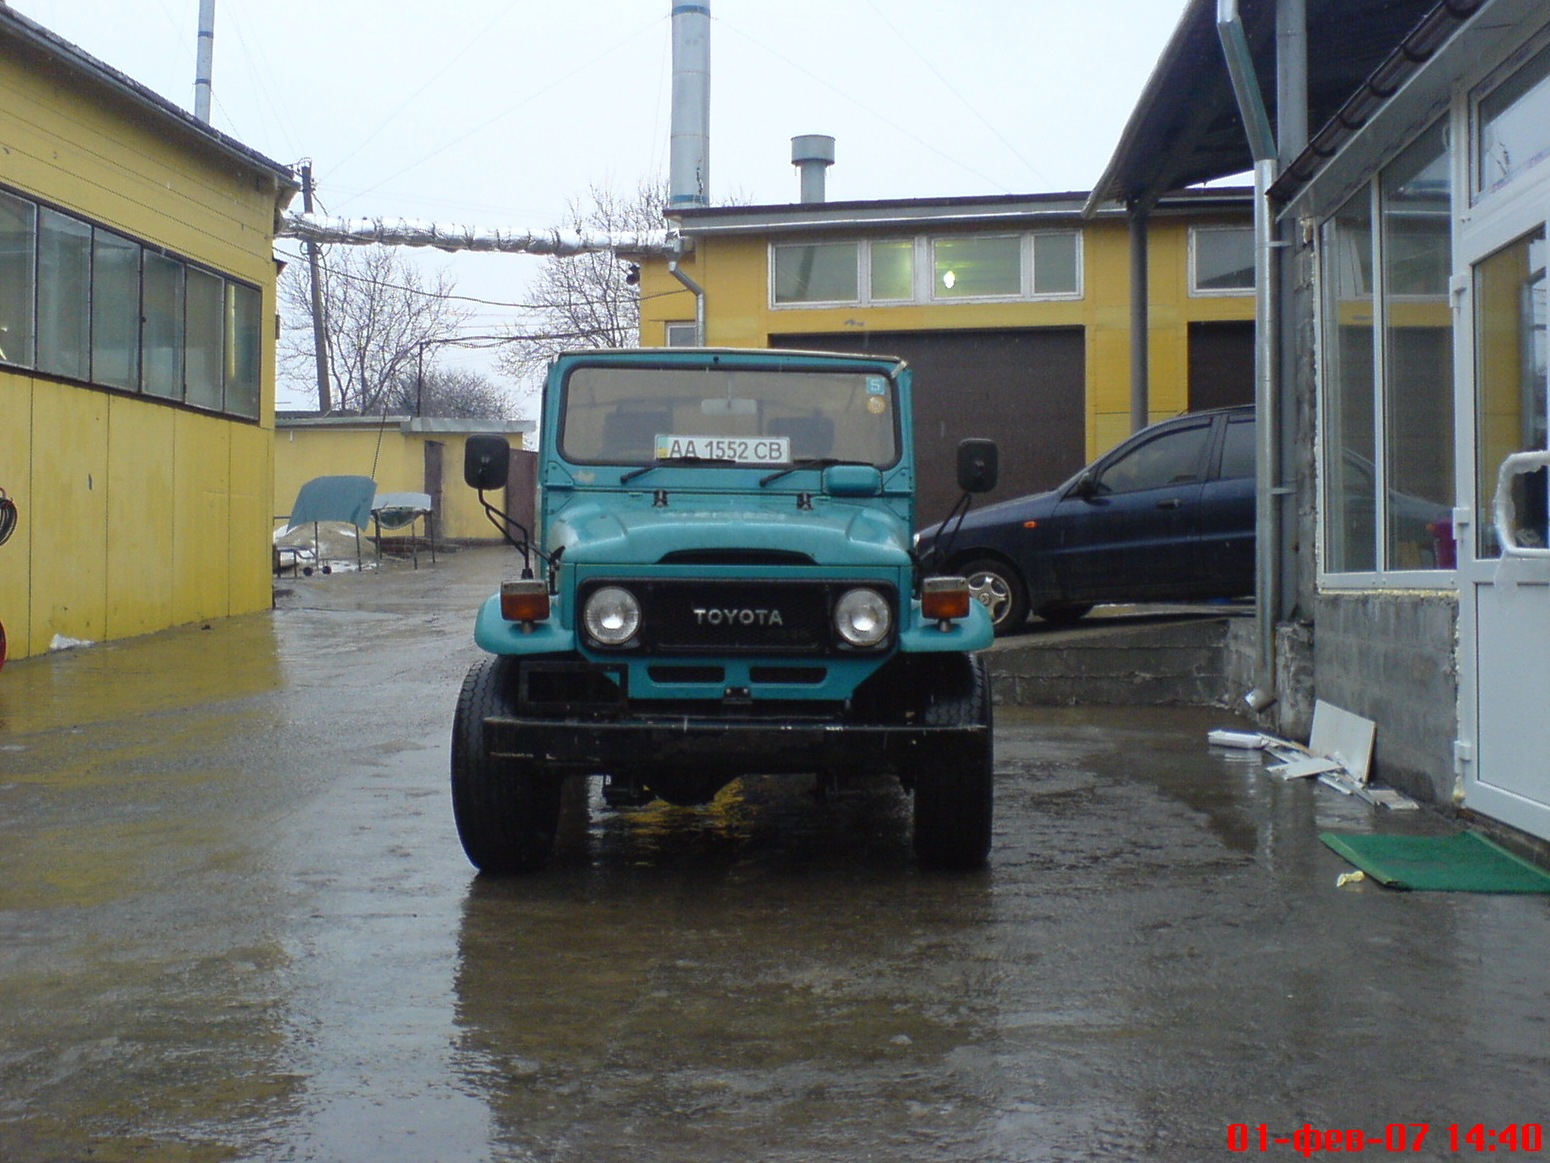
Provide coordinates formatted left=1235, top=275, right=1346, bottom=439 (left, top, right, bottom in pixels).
left=91, top=229, right=140, bottom=391
left=1323, top=190, right=1378, bottom=572
left=1381, top=121, right=1454, bottom=570
left=1033, top=232, right=1079, bottom=295
left=36, top=208, right=91, bottom=380
left=1220, top=415, right=1256, bottom=480
left=225, top=281, right=261, bottom=418
left=664, top=321, right=697, bottom=347
left=142, top=252, right=184, bottom=399
left=773, top=242, right=858, bottom=304
left=185, top=267, right=224, bottom=410
left=933, top=236, right=1019, bottom=298
left=1194, top=227, right=1255, bottom=292
left=0, top=191, right=36, bottom=368
left=1097, top=422, right=1211, bottom=494
left=1474, top=227, right=1547, bottom=558
left=869, top=240, right=913, bottom=301
left=1478, top=42, right=1550, bottom=198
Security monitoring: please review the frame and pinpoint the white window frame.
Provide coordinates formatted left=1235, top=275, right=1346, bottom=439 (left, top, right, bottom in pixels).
left=1314, top=121, right=1458, bottom=592
left=1189, top=225, right=1256, bottom=296
left=767, top=230, right=1084, bottom=310
left=664, top=321, right=698, bottom=347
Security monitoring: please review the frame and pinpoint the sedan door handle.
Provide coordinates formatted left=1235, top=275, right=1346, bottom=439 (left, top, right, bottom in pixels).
left=1156, top=498, right=1183, bottom=510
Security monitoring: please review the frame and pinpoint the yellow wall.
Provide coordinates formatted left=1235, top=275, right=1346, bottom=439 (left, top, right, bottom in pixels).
left=0, top=31, right=290, bottom=663
left=638, top=214, right=1254, bottom=463
left=274, top=426, right=528, bottom=544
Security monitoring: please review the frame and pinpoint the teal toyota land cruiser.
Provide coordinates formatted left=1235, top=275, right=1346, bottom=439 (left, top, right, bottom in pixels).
left=453, top=347, right=998, bottom=872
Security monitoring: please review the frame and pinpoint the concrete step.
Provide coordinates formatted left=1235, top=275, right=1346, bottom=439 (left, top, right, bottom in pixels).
left=983, top=607, right=1244, bottom=707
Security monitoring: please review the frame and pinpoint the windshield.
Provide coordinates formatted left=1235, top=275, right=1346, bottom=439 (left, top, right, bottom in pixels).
left=558, top=365, right=899, bottom=469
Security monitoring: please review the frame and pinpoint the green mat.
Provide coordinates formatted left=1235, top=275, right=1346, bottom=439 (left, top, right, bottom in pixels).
left=1320, top=830, right=1550, bottom=893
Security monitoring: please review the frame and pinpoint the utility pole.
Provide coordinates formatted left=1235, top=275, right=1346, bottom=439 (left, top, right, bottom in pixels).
left=299, top=162, right=333, bottom=414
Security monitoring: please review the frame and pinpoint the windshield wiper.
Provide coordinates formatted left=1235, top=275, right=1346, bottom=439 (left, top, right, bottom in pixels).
left=759, top=458, right=871, bottom=487
left=620, top=456, right=737, bottom=484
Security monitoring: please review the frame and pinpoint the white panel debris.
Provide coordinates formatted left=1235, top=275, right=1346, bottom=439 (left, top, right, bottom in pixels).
left=278, top=211, right=678, bottom=258
left=1208, top=700, right=1417, bottom=811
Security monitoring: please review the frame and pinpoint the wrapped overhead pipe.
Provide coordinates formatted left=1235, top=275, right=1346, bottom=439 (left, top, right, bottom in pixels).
left=279, top=211, right=677, bottom=258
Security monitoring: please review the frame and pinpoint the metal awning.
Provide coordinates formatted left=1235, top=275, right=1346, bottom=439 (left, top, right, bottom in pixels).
left=1084, top=0, right=1445, bottom=213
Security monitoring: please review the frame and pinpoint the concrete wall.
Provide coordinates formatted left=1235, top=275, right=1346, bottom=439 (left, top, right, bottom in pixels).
left=638, top=214, right=1255, bottom=464
left=0, top=32, right=288, bottom=662
left=1312, top=592, right=1459, bottom=804
left=274, top=425, right=529, bottom=544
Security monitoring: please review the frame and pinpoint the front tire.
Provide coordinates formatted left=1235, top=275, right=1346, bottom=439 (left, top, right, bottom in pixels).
left=1036, top=601, right=1093, bottom=625
left=911, top=654, right=994, bottom=870
left=450, top=655, right=563, bottom=873
left=960, top=558, right=1029, bottom=636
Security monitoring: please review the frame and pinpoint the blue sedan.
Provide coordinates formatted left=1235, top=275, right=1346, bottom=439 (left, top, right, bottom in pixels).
left=917, top=407, right=1256, bottom=633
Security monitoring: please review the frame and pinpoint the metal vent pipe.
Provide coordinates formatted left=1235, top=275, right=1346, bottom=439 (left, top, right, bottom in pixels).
left=669, top=2, right=711, bottom=208
left=791, top=135, right=835, bottom=203
left=194, top=0, right=215, bottom=123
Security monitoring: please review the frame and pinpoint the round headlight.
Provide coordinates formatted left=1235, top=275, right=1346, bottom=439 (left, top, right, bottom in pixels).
left=834, top=587, right=892, bottom=648
left=583, top=586, right=641, bottom=646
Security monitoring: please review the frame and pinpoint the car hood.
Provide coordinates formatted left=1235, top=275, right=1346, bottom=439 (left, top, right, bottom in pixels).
left=548, top=494, right=913, bottom=567
left=917, top=485, right=1062, bottom=545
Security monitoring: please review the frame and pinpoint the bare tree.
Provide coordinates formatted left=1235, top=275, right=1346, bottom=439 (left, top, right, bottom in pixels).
left=384, top=364, right=510, bottom=420
left=279, top=246, right=483, bottom=415
left=496, top=180, right=667, bottom=392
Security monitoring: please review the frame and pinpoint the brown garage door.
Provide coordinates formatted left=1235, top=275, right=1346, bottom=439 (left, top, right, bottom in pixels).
left=770, top=328, right=1086, bottom=525
left=1188, top=320, right=1255, bottom=412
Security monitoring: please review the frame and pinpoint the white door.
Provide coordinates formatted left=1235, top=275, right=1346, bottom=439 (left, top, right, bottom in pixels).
left=1460, top=222, right=1550, bottom=839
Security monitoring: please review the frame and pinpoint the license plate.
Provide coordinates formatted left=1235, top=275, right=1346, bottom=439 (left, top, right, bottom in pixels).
left=653, top=435, right=791, bottom=465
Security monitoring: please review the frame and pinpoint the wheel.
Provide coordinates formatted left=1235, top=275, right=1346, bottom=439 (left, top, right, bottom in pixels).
left=450, top=655, right=563, bottom=873
left=960, top=558, right=1029, bottom=635
left=1036, top=601, right=1093, bottom=625
left=911, top=654, right=994, bottom=870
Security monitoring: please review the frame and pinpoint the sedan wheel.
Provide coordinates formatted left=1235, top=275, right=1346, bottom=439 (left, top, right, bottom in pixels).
left=960, top=558, right=1029, bottom=635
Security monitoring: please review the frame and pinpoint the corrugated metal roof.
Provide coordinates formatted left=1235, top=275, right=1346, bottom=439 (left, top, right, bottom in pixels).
left=1086, top=0, right=1443, bottom=211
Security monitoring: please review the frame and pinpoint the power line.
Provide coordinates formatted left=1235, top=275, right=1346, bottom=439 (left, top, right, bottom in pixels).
left=339, top=13, right=666, bottom=211
left=713, top=14, right=1016, bottom=195
left=859, top=0, right=1053, bottom=189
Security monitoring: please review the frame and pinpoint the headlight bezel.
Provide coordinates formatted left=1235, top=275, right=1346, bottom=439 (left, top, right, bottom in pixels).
left=582, top=585, right=643, bottom=647
left=833, top=586, right=894, bottom=649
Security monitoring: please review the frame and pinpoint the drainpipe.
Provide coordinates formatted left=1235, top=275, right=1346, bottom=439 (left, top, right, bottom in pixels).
left=1128, top=200, right=1151, bottom=434
left=1217, top=0, right=1280, bottom=715
left=669, top=257, right=705, bottom=347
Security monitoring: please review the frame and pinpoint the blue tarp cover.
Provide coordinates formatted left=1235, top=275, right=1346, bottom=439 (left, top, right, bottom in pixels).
left=286, top=475, right=377, bottom=532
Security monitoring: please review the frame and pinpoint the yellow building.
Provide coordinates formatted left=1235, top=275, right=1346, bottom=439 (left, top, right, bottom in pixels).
left=637, top=191, right=1255, bottom=520
left=274, top=415, right=536, bottom=546
left=0, top=10, right=297, bottom=663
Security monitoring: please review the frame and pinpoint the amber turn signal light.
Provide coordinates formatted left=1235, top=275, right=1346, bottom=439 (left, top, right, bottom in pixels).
left=920, top=575, right=972, bottom=621
left=500, top=579, right=550, bottom=623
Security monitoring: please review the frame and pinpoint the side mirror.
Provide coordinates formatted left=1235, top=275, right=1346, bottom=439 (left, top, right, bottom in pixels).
left=1073, top=470, right=1098, bottom=499
left=465, top=434, right=511, bottom=490
left=956, top=438, right=998, bottom=494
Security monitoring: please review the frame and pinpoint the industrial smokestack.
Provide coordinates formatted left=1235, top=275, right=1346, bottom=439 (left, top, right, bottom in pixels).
left=669, top=2, right=710, bottom=208
left=791, top=135, right=834, bottom=203
left=194, top=0, right=215, bottom=123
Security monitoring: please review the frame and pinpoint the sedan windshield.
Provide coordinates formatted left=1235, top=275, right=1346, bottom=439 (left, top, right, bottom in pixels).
left=558, top=365, right=899, bottom=470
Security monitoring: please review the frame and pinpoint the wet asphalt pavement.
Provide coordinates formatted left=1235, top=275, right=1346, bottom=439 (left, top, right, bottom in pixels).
left=1, top=547, right=1548, bottom=1163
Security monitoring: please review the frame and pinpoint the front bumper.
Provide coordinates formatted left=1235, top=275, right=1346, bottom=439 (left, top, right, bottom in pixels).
left=485, top=715, right=986, bottom=774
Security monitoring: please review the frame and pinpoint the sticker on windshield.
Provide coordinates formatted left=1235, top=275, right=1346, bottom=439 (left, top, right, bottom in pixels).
left=866, top=396, right=888, bottom=415
left=866, top=376, right=887, bottom=396
left=654, top=435, right=791, bottom=465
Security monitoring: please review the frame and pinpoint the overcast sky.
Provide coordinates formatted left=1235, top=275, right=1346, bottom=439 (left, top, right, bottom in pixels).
left=13, top=0, right=1187, bottom=407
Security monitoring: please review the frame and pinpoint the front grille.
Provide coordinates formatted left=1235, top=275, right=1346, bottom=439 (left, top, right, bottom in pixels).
left=579, top=579, right=894, bottom=655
